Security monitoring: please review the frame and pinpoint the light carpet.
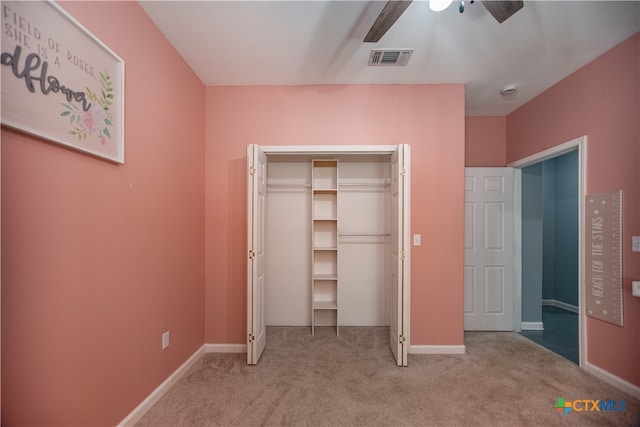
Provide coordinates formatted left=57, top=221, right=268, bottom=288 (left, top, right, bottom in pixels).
left=136, top=327, right=639, bottom=426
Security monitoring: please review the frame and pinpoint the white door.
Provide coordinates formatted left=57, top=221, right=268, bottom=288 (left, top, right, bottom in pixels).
left=390, top=144, right=410, bottom=366
left=464, top=168, right=515, bottom=331
left=247, top=144, right=267, bottom=364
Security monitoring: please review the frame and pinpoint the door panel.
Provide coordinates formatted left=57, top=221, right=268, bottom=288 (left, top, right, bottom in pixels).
left=464, top=168, right=514, bottom=331
left=390, top=144, right=410, bottom=366
left=464, top=266, right=475, bottom=313
left=247, top=144, right=267, bottom=364
left=390, top=153, right=399, bottom=363
left=485, top=203, right=504, bottom=249
left=485, top=266, right=504, bottom=313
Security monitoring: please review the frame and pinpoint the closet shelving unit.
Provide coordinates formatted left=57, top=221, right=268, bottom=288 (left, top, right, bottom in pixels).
left=311, top=159, right=339, bottom=335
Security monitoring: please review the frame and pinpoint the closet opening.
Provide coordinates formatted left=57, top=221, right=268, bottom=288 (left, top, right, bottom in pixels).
left=247, top=145, right=410, bottom=366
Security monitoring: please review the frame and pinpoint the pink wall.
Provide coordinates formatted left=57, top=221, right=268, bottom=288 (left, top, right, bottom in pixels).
left=465, top=116, right=507, bottom=166
left=507, top=33, right=640, bottom=387
left=205, top=85, right=466, bottom=346
left=1, top=2, right=205, bottom=425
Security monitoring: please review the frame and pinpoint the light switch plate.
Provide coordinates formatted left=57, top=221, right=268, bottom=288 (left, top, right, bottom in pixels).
left=632, top=236, right=640, bottom=252
left=413, top=234, right=421, bottom=246
left=632, top=281, right=640, bottom=297
left=162, top=331, right=170, bottom=350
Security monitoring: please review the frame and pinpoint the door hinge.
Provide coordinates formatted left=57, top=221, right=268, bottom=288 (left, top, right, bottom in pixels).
left=399, top=335, right=406, bottom=344
left=250, top=166, right=256, bottom=175
left=400, top=167, right=406, bottom=176
left=249, top=250, right=255, bottom=259
left=401, top=250, right=405, bottom=260
left=248, top=334, right=255, bottom=343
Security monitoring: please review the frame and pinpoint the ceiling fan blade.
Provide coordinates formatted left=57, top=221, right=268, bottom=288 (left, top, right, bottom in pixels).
left=364, top=0, right=413, bottom=43
left=483, top=1, right=524, bottom=23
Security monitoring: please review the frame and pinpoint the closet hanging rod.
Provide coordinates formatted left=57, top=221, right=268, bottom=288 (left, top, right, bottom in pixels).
left=267, top=183, right=311, bottom=188
left=338, top=182, right=390, bottom=187
left=267, top=183, right=388, bottom=188
left=339, top=232, right=391, bottom=237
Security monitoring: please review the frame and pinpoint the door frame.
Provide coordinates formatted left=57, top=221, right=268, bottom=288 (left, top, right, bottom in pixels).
left=248, top=144, right=411, bottom=364
left=508, top=135, right=587, bottom=367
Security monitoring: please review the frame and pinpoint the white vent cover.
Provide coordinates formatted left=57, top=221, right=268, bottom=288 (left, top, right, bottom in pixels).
left=368, top=49, right=414, bottom=66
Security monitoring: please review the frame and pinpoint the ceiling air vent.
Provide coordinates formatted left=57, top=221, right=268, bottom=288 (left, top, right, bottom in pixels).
left=368, top=49, right=414, bottom=66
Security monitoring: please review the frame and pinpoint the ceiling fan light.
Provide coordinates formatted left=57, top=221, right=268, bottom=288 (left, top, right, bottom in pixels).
left=430, top=0, right=453, bottom=12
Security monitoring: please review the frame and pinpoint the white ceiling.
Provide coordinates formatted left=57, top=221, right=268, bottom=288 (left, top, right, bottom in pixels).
left=139, top=1, right=640, bottom=115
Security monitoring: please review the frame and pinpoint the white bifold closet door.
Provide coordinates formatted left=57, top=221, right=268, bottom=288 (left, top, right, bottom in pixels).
left=390, top=144, right=410, bottom=366
left=247, top=145, right=410, bottom=366
left=246, top=144, right=267, bottom=365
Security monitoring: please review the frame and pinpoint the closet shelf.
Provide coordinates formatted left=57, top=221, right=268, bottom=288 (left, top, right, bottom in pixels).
left=313, top=301, right=338, bottom=310
left=313, top=246, right=338, bottom=251
left=313, top=273, right=338, bottom=280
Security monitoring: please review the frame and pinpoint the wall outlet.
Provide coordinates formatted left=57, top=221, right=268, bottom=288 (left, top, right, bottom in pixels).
left=162, top=331, right=170, bottom=350
left=632, top=236, right=640, bottom=253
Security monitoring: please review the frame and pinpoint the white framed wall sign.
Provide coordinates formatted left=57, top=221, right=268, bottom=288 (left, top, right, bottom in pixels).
left=585, top=190, right=623, bottom=326
left=1, top=1, right=125, bottom=163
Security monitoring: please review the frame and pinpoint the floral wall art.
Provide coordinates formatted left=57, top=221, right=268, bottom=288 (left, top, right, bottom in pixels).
left=1, top=1, right=124, bottom=163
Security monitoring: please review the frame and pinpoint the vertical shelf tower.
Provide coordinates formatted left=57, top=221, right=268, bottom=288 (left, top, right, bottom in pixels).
left=311, top=159, right=339, bottom=335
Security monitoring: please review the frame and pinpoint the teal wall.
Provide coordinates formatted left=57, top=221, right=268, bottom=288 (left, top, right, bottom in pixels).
left=522, top=163, right=543, bottom=323
left=522, top=150, right=578, bottom=323
left=542, top=151, right=579, bottom=306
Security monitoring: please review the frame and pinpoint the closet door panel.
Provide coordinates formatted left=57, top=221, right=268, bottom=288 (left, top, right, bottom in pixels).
left=389, top=145, right=410, bottom=367
left=247, top=144, right=267, bottom=364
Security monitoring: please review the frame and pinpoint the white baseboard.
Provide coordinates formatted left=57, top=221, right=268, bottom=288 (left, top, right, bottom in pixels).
left=521, top=321, right=544, bottom=331
left=118, top=344, right=205, bottom=426
left=204, top=343, right=247, bottom=353
left=409, top=345, right=466, bottom=355
left=584, top=361, right=640, bottom=400
left=542, top=299, right=579, bottom=314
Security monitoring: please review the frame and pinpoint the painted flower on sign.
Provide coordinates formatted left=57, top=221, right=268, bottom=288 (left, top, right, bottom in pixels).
left=61, top=71, right=114, bottom=143
left=81, top=104, right=107, bottom=132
